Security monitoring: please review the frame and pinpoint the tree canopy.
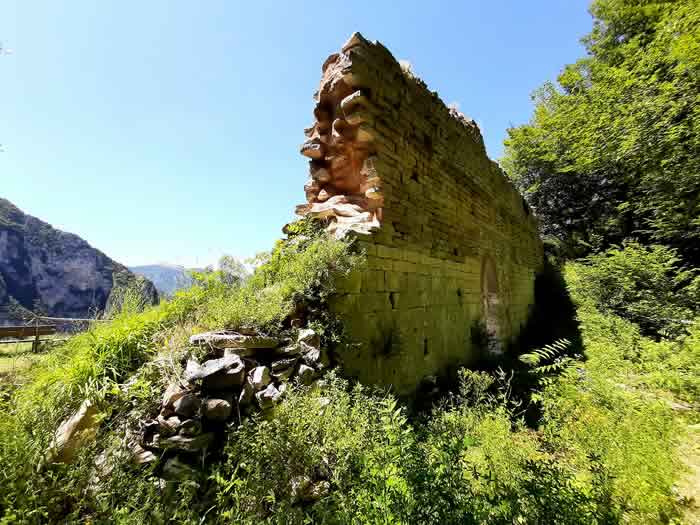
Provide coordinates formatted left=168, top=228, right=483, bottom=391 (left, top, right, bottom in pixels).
left=503, top=0, right=700, bottom=263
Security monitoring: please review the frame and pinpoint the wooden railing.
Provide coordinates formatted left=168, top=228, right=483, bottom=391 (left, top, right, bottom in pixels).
left=0, top=324, right=57, bottom=352
left=0, top=314, right=106, bottom=353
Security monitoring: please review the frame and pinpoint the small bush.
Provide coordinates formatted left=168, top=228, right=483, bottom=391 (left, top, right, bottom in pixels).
left=566, top=241, right=699, bottom=337
left=199, top=220, right=360, bottom=333
left=635, top=321, right=700, bottom=403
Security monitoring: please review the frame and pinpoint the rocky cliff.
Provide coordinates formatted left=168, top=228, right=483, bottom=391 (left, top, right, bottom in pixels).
left=0, top=198, right=158, bottom=322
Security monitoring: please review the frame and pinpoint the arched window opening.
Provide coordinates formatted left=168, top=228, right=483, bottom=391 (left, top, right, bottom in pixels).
left=481, top=257, right=502, bottom=355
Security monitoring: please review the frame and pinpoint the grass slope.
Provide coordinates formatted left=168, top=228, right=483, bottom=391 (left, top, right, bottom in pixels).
left=0, top=230, right=698, bottom=524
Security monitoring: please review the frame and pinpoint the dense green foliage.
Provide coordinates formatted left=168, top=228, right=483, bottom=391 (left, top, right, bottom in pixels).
left=567, top=241, right=699, bottom=337
left=503, top=0, right=700, bottom=263
left=0, top=224, right=360, bottom=523
left=200, top=220, right=359, bottom=334
left=566, top=248, right=700, bottom=404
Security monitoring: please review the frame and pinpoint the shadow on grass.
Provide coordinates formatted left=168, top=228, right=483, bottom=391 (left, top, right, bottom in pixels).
left=498, top=259, right=583, bottom=426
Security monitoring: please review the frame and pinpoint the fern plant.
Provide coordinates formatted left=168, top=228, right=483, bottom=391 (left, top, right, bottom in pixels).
left=519, top=338, right=575, bottom=395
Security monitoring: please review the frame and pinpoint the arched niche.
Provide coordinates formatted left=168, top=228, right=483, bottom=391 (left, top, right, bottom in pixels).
left=480, top=256, right=502, bottom=355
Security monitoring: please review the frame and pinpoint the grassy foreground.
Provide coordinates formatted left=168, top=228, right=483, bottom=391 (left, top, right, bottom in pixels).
left=0, top=227, right=698, bottom=524
left=0, top=342, right=44, bottom=377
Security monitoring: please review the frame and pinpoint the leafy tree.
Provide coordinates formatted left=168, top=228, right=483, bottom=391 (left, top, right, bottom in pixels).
left=503, top=0, right=700, bottom=263
left=217, top=255, right=249, bottom=286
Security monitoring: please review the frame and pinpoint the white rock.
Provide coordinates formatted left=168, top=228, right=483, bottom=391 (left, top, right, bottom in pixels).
left=271, top=358, right=297, bottom=381
left=301, top=343, right=329, bottom=370
left=161, top=383, right=187, bottom=409
left=250, top=366, right=271, bottom=390
left=130, top=442, right=157, bottom=465
left=297, top=364, right=316, bottom=386
left=239, top=377, right=255, bottom=406
left=203, top=362, right=246, bottom=390
left=203, top=398, right=232, bottom=422
left=189, top=331, right=279, bottom=350
left=255, top=384, right=281, bottom=409
left=184, top=354, right=243, bottom=382
left=156, top=415, right=181, bottom=436
left=49, top=399, right=99, bottom=464
left=297, top=328, right=320, bottom=349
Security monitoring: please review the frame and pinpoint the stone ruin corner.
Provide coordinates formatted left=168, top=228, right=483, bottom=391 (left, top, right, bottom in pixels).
left=51, top=33, right=546, bottom=475
left=295, top=32, right=544, bottom=394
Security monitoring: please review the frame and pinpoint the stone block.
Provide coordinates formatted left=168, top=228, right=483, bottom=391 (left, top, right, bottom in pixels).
left=362, top=270, right=385, bottom=293
left=384, top=271, right=405, bottom=292
left=393, top=260, right=417, bottom=274
left=335, top=271, right=362, bottom=293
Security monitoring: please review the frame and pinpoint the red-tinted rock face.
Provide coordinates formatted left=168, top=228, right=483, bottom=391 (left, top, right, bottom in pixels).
left=297, top=34, right=383, bottom=238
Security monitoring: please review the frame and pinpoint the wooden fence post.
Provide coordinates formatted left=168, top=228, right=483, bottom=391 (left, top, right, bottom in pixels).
left=32, top=318, right=40, bottom=353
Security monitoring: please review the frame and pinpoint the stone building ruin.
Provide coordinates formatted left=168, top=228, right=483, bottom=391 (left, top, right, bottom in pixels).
left=296, top=33, right=543, bottom=394
left=50, top=32, right=546, bottom=477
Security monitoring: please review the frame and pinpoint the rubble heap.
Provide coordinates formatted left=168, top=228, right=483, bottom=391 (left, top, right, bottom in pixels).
left=137, top=328, right=329, bottom=478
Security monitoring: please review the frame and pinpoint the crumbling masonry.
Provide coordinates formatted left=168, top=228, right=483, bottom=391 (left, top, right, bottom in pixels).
left=296, top=33, right=543, bottom=394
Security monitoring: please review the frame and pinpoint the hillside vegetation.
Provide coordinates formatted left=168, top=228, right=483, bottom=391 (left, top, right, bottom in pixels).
left=1, top=223, right=698, bottom=524
left=503, top=0, right=700, bottom=264
left=1, top=0, right=699, bottom=523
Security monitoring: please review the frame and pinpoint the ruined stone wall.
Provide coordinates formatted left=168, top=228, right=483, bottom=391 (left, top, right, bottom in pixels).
left=296, top=33, right=543, bottom=394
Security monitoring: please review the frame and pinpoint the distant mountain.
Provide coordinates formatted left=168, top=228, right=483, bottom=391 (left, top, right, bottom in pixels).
left=0, top=198, right=158, bottom=323
left=129, top=264, right=198, bottom=296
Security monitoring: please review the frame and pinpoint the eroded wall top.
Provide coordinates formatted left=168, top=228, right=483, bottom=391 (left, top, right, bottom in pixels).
left=295, top=32, right=539, bottom=268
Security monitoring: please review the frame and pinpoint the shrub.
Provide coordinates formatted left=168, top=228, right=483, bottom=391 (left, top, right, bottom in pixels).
left=635, top=321, right=700, bottom=403
left=413, top=370, right=598, bottom=524
left=0, top=222, right=361, bottom=523
left=199, top=220, right=360, bottom=334
left=212, top=374, right=415, bottom=524
left=0, top=296, right=201, bottom=521
left=541, top=369, right=680, bottom=523
left=566, top=241, right=699, bottom=337
left=537, top=289, right=685, bottom=523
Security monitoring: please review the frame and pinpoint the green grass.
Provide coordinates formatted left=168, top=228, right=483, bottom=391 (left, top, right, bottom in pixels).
left=0, top=223, right=362, bottom=523
left=0, top=336, right=66, bottom=378
left=0, top=341, right=41, bottom=375
left=0, top=229, right=698, bottom=523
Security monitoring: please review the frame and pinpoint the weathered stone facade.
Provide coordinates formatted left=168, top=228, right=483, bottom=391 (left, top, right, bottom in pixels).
left=297, top=33, right=543, bottom=394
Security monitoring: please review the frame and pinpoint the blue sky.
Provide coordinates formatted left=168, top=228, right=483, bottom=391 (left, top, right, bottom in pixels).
left=1, top=0, right=591, bottom=267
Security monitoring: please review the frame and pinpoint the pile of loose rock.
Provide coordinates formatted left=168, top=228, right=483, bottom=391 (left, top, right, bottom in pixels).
left=138, top=328, right=329, bottom=477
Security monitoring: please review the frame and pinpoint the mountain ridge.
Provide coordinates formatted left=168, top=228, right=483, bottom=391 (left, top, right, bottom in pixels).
left=0, top=197, right=158, bottom=322
left=129, top=263, right=200, bottom=296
